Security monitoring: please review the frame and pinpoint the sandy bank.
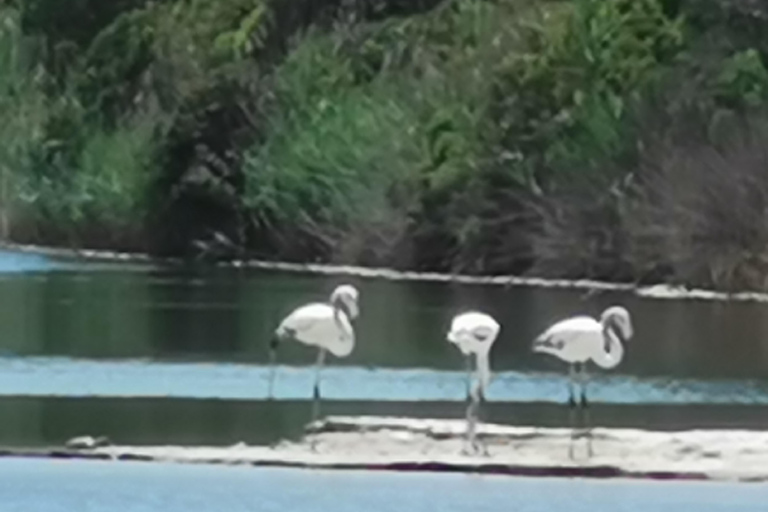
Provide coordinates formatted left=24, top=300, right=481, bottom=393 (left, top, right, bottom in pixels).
left=4, top=416, right=768, bottom=483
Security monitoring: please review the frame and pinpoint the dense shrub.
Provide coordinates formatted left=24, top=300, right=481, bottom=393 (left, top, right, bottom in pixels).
left=6, top=0, right=768, bottom=290
left=493, top=0, right=684, bottom=191
left=628, top=112, right=768, bottom=291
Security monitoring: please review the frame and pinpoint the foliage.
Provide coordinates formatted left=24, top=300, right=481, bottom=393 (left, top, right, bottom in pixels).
left=242, top=35, right=420, bottom=263
left=0, top=7, right=47, bottom=236
left=242, top=0, right=520, bottom=267
left=494, top=0, right=684, bottom=191
left=7, top=0, right=768, bottom=289
left=713, top=48, right=768, bottom=110
left=0, top=5, right=164, bottom=247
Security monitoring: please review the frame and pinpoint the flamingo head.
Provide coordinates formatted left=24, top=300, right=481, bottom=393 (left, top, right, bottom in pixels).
left=600, top=305, right=633, bottom=348
left=331, top=284, right=360, bottom=320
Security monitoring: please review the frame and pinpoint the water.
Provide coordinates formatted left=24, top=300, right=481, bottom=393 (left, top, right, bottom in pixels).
left=0, top=356, right=767, bottom=404
left=0, top=249, right=766, bottom=506
left=3, top=258, right=768, bottom=379
left=0, top=458, right=765, bottom=512
left=0, top=249, right=766, bottom=447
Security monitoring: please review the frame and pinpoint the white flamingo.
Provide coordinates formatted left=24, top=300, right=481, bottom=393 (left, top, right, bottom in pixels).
left=447, top=311, right=500, bottom=455
left=532, top=305, right=633, bottom=458
left=269, top=284, right=359, bottom=423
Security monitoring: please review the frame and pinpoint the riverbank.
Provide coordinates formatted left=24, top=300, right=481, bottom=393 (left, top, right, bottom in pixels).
left=8, top=240, right=768, bottom=305
left=11, top=416, right=768, bottom=483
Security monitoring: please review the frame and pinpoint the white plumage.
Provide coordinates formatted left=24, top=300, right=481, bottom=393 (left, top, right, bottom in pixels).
left=532, top=306, right=632, bottom=369
left=447, top=310, right=500, bottom=455
left=275, top=301, right=355, bottom=358
left=448, top=311, right=499, bottom=353
left=532, top=305, right=634, bottom=458
left=268, top=284, right=360, bottom=423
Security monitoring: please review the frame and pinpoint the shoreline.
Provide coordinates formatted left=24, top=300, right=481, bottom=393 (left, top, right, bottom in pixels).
left=3, top=241, right=768, bottom=304
left=7, top=416, right=768, bottom=483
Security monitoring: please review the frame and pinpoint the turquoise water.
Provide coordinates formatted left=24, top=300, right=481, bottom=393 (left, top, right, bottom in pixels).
left=0, top=458, right=765, bottom=512
left=0, top=250, right=65, bottom=273
left=0, top=356, right=765, bottom=405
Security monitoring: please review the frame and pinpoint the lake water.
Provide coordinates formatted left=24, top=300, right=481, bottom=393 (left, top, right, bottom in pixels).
left=0, top=458, right=766, bottom=512
left=0, top=249, right=766, bottom=508
left=0, top=249, right=767, bottom=446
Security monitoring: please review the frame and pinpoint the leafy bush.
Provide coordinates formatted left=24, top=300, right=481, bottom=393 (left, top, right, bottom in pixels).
left=713, top=48, right=768, bottom=110
left=494, top=0, right=684, bottom=191
left=242, top=0, right=520, bottom=267
left=625, top=112, right=768, bottom=290
left=0, top=7, right=47, bottom=238
left=8, top=0, right=768, bottom=291
left=243, top=71, right=424, bottom=263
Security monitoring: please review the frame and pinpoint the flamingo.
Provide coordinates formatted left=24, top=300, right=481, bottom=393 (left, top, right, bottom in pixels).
left=269, top=284, right=359, bottom=423
left=447, top=311, right=501, bottom=455
left=532, top=305, right=633, bottom=458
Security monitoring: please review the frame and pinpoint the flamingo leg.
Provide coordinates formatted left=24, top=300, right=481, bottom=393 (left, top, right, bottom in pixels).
left=475, top=383, right=489, bottom=456
left=567, top=363, right=577, bottom=460
left=309, top=348, right=326, bottom=453
left=311, top=348, right=326, bottom=424
left=463, top=364, right=488, bottom=456
left=463, top=377, right=478, bottom=455
left=579, top=364, right=593, bottom=457
left=267, top=332, right=282, bottom=399
left=465, top=355, right=473, bottom=403
left=267, top=348, right=277, bottom=399
left=464, top=384, right=487, bottom=456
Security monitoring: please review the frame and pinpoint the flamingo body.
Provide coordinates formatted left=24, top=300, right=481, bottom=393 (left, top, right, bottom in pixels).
left=531, top=305, right=634, bottom=459
left=447, top=310, right=500, bottom=455
left=448, top=311, right=500, bottom=358
left=269, top=284, right=360, bottom=427
left=533, top=306, right=632, bottom=370
left=533, top=316, right=607, bottom=365
left=276, top=302, right=354, bottom=357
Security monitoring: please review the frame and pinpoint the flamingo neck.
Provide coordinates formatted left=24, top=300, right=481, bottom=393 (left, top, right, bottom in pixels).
left=332, top=301, right=343, bottom=325
left=332, top=304, right=355, bottom=354
left=593, top=324, right=624, bottom=369
left=333, top=299, right=353, bottom=324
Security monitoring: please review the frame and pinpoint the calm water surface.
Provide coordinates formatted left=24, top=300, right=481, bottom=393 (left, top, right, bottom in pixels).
left=0, top=458, right=766, bottom=512
left=0, top=250, right=766, bottom=446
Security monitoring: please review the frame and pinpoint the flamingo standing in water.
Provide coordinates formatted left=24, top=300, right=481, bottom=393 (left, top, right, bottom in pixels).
left=269, top=284, right=360, bottom=423
left=532, top=305, right=633, bottom=458
left=447, top=311, right=501, bottom=455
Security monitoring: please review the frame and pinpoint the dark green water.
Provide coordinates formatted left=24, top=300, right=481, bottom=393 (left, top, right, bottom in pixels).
left=4, top=397, right=768, bottom=447
left=5, top=263, right=768, bottom=378
left=0, top=250, right=768, bottom=448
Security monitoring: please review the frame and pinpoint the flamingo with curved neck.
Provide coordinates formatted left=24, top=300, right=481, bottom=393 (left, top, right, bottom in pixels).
left=532, top=305, right=634, bottom=458
left=269, top=284, right=360, bottom=425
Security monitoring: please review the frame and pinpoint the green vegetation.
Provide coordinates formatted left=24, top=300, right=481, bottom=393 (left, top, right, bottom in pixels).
left=3, top=0, right=768, bottom=290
